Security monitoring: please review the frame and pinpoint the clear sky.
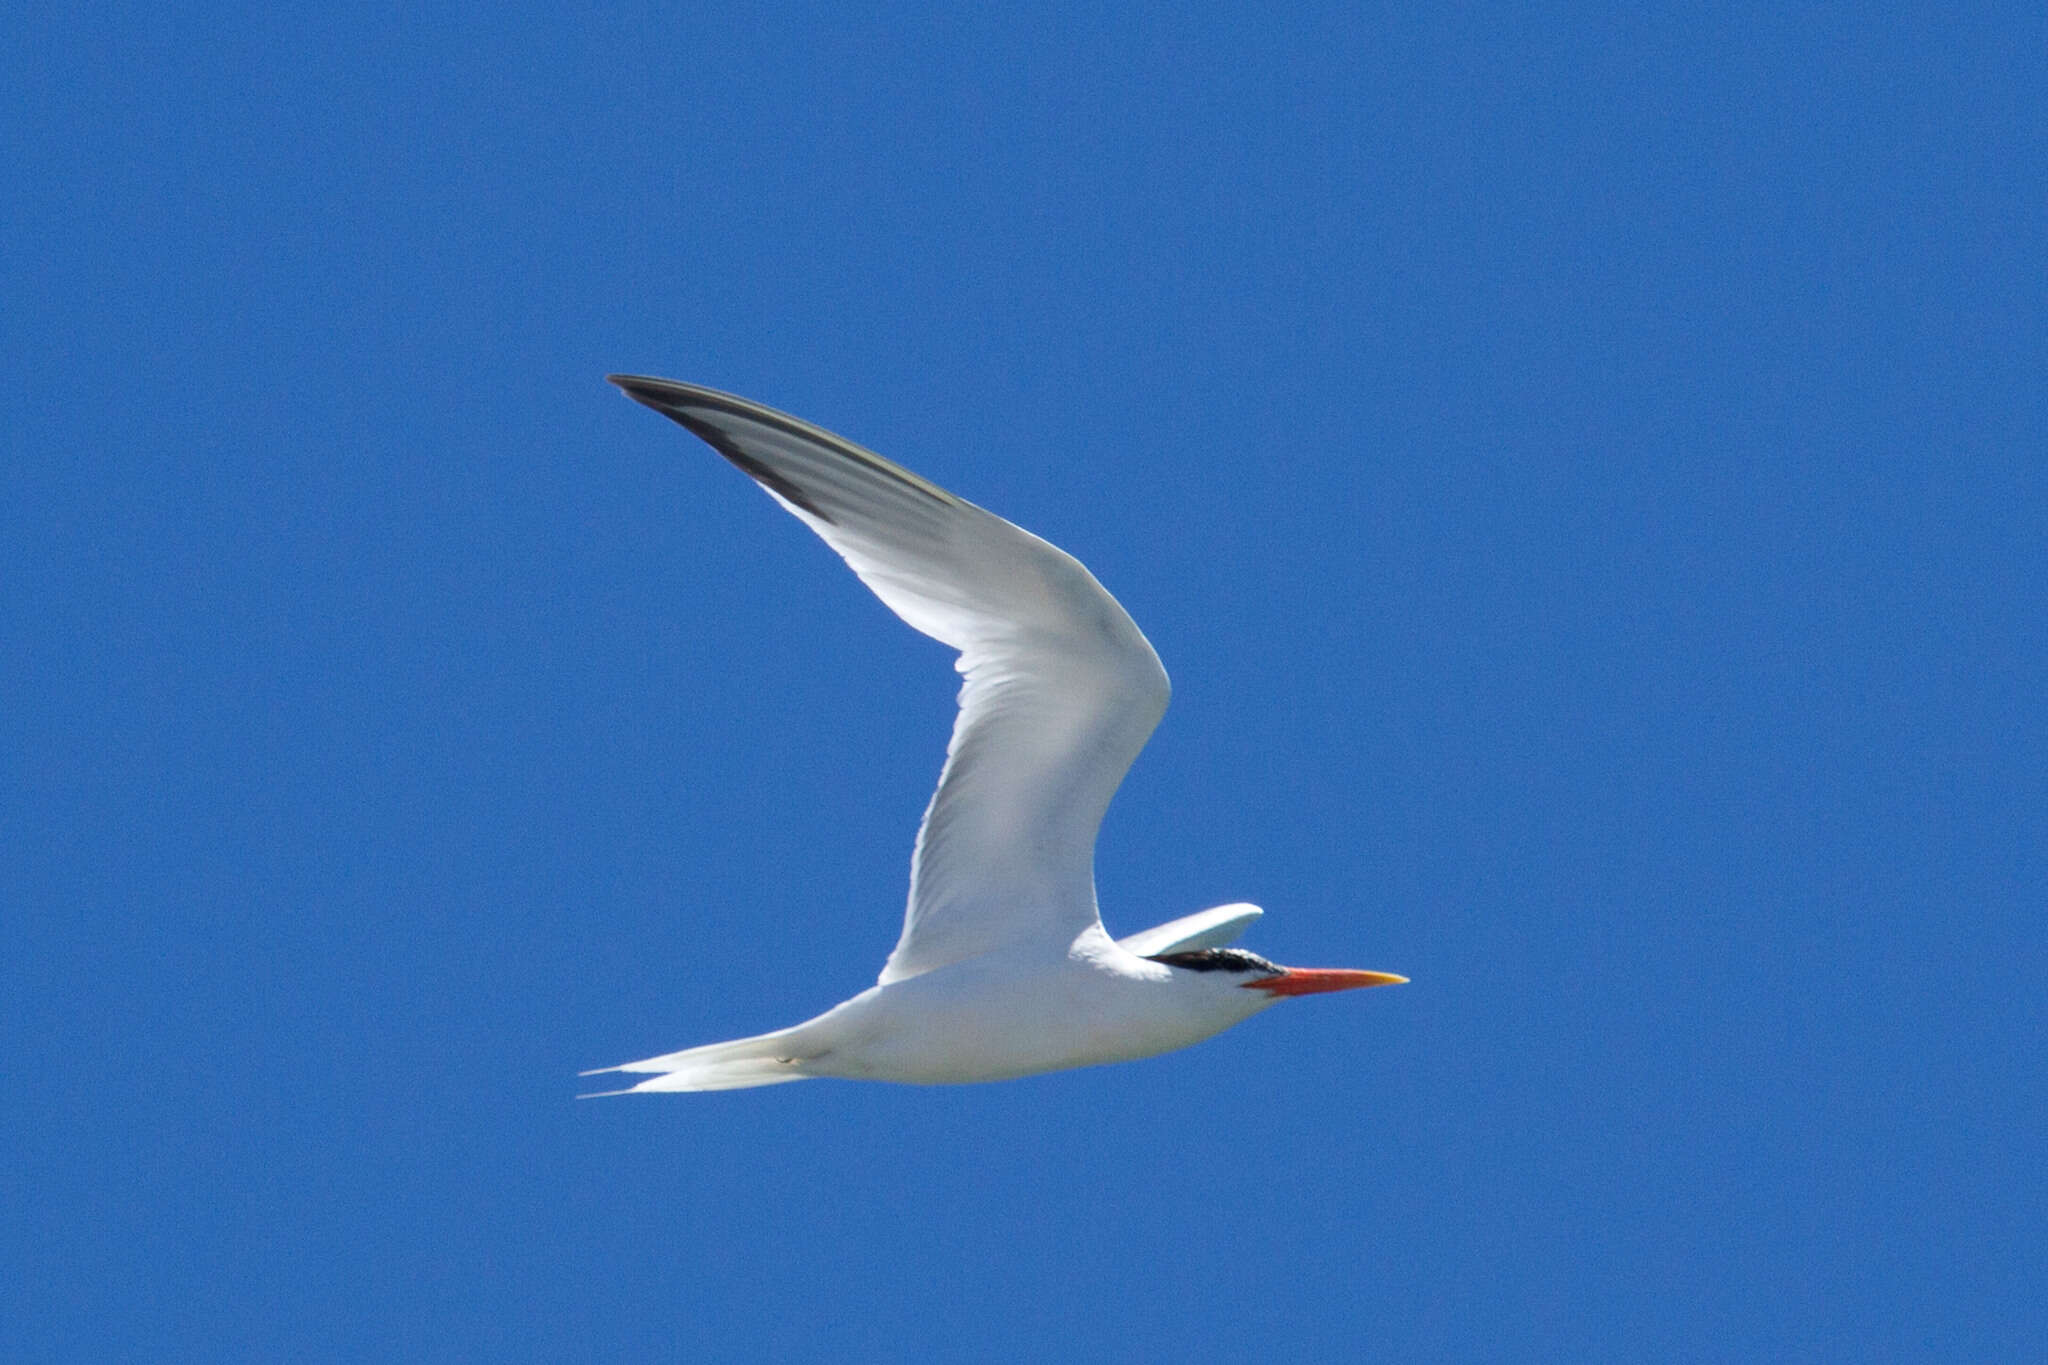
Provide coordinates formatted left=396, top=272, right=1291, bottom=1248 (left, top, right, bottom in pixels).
left=6, top=4, right=2043, bottom=1360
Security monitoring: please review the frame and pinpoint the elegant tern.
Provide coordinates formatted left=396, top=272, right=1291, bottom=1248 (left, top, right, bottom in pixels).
left=583, top=377, right=1404, bottom=1094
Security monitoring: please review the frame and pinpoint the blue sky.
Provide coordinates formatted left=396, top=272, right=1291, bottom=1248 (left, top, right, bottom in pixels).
left=6, top=3, right=2043, bottom=1359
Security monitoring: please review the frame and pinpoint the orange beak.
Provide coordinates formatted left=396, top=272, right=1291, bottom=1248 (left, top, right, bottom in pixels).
left=1242, top=968, right=1409, bottom=996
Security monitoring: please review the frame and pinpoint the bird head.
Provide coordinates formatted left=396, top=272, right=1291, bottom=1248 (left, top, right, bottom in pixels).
left=1147, top=947, right=1407, bottom=997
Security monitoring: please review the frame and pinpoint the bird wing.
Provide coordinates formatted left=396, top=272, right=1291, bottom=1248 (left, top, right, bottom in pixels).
left=610, top=377, right=1170, bottom=985
left=1114, top=903, right=1263, bottom=958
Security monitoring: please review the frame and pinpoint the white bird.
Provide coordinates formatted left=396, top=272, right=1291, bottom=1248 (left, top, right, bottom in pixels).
left=583, top=377, right=1404, bottom=1094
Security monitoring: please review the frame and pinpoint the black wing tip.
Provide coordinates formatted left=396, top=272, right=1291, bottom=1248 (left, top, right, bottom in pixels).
left=606, top=374, right=839, bottom=525
left=607, top=375, right=758, bottom=425
left=605, top=373, right=952, bottom=521
left=607, top=373, right=691, bottom=409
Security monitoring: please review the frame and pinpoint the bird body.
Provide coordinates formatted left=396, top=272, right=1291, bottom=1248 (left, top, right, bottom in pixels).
left=601, top=922, right=1276, bottom=1092
left=583, top=378, right=1403, bottom=1095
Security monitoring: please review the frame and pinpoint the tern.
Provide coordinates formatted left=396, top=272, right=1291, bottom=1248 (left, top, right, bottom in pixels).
left=582, top=377, right=1405, bottom=1094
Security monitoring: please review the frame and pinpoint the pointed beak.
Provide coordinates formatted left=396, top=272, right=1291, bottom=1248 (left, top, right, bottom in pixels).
left=1242, top=968, right=1409, bottom=996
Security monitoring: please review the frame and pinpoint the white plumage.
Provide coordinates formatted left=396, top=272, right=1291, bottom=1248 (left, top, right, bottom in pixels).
left=582, top=378, right=1402, bottom=1095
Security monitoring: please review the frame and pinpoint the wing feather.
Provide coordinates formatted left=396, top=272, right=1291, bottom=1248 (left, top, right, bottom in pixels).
left=609, top=377, right=1169, bottom=984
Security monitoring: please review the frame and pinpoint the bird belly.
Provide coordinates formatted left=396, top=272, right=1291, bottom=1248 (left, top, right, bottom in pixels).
left=792, top=954, right=1256, bottom=1084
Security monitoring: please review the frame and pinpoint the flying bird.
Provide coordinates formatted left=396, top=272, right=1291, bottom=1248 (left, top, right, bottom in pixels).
left=583, top=377, right=1404, bottom=1094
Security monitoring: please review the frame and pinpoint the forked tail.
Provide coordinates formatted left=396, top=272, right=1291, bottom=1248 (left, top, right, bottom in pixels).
left=578, top=1026, right=816, bottom=1096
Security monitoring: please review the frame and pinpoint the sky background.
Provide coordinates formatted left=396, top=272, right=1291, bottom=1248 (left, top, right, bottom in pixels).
left=6, top=3, right=2044, bottom=1360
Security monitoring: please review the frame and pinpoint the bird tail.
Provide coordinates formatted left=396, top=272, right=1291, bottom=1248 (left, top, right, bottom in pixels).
left=578, top=1026, right=817, bottom=1096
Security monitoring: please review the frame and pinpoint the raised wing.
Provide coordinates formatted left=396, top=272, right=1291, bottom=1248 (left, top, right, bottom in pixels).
left=1114, top=903, right=1263, bottom=958
left=609, top=377, right=1170, bottom=985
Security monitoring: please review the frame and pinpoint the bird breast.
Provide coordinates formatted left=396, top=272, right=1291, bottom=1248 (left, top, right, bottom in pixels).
left=792, top=946, right=1273, bottom=1085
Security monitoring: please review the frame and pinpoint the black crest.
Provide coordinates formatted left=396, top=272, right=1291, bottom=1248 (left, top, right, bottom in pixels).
left=1147, top=947, right=1282, bottom=976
